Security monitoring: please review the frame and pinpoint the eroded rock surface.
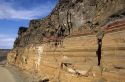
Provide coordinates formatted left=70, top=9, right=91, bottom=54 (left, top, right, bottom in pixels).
left=7, top=0, right=125, bottom=82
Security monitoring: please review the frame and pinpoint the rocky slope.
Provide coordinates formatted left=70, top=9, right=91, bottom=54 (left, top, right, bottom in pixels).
left=7, top=0, right=125, bottom=82
left=14, top=0, right=125, bottom=48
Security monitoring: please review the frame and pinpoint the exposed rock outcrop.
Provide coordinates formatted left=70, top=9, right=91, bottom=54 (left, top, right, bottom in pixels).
left=13, top=0, right=125, bottom=47
left=7, top=0, right=125, bottom=82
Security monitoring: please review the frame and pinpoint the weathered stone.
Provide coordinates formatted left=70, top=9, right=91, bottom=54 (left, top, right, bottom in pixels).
left=7, top=0, right=125, bottom=82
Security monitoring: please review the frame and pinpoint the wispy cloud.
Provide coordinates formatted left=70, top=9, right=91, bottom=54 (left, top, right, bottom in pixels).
left=0, top=1, right=55, bottom=20
left=0, top=34, right=15, bottom=49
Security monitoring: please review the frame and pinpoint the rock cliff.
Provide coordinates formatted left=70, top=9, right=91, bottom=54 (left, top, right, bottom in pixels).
left=7, top=0, right=125, bottom=82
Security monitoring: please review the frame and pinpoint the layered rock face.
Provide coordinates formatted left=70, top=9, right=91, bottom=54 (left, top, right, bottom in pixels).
left=7, top=0, right=125, bottom=82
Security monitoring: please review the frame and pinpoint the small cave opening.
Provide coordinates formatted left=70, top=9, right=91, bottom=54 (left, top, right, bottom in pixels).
left=39, top=78, right=49, bottom=82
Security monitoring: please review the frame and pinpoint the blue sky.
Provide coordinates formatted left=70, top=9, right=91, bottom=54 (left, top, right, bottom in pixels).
left=0, top=0, right=58, bottom=49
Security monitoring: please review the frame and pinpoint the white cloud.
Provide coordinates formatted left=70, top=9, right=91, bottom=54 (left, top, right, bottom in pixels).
left=0, top=1, right=54, bottom=20
left=0, top=34, right=15, bottom=49
left=0, top=38, right=15, bottom=42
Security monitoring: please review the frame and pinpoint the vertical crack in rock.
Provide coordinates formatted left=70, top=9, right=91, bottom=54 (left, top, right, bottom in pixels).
left=67, top=9, right=72, bottom=35
left=96, top=29, right=104, bottom=66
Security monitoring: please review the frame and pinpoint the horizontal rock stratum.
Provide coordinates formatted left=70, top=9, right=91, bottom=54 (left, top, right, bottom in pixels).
left=7, top=0, right=125, bottom=82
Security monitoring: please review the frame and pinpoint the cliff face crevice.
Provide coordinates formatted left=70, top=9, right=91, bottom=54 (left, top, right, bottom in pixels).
left=7, top=0, right=125, bottom=82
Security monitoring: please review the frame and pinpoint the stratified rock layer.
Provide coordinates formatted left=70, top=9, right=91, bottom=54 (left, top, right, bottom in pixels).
left=14, top=0, right=125, bottom=47
left=7, top=0, right=125, bottom=82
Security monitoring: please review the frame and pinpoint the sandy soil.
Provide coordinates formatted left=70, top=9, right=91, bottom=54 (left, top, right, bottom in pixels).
left=0, top=65, right=27, bottom=82
left=0, top=66, right=17, bottom=82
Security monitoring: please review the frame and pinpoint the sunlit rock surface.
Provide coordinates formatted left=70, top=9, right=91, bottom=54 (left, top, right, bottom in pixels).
left=7, top=0, right=125, bottom=82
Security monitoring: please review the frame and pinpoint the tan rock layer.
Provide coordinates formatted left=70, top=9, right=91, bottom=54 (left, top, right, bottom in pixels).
left=7, top=27, right=125, bottom=81
left=7, top=0, right=125, bottom=81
